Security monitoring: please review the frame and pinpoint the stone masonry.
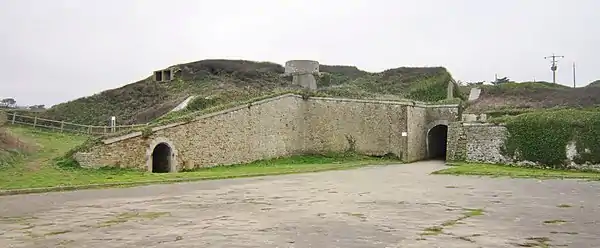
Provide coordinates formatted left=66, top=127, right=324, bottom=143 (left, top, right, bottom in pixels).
left=74, top=94, right=459, bottom=171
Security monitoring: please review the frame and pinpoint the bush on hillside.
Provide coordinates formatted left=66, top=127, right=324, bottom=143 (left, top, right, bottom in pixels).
left=178, top=60, right=285, bottom=80
left=495, top=109, right=600, bottom=168
left=319, top=65, right=368, bottom=79
left=587, top=80, right=600, bottom=87
left=483, top=82, right=570, bottom=94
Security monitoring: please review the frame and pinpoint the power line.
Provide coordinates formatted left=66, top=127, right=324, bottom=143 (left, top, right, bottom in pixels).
left=544, top=53, right=564, bottom=84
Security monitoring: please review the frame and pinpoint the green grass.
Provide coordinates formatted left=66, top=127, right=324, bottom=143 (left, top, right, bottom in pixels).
left=433, top=163, right=600, bottom=180
left=98, top=211, right=170, bottom=227
left=463, top=208, right=484, bottom=217
left=0, top=126, right=400, bottom=191
left=419, top=208, right=485, bottom=237
left=420, top=226, right=444, bottom=236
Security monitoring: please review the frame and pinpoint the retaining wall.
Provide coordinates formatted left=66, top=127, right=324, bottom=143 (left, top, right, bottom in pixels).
left=75, top=95, right=458, bottom=171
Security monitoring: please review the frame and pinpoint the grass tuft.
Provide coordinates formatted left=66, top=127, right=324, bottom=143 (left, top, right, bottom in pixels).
left=420, top=226, right=444, bottom=236
left=556, top=204, right=572, bottom=208
left=433, top=163, right=600, bottom=180
left=543, top=219, right=567, bottom=225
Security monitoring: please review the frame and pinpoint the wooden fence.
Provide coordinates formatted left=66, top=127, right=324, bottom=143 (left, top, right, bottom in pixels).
left=4, top=112, right=147, bottom=136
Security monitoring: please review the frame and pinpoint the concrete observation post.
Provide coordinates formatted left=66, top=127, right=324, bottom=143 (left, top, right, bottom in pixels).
left=284, top=60, right=319, bottom=90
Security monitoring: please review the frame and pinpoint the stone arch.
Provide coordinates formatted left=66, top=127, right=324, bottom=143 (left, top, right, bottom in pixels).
left=426, top=120, right=449, bottom=160
left=146, top=137, right=178, bottom=173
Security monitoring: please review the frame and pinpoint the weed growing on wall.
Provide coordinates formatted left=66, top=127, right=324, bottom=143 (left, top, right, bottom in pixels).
left=62, top=138, right=99, bottom=158
left=499, top=109, right=600, bottom=168
left=141, top=127, right=153, bottom=139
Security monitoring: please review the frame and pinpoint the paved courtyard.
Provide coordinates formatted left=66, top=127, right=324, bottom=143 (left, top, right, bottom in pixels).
left=0, top=161, right=599, bottom=248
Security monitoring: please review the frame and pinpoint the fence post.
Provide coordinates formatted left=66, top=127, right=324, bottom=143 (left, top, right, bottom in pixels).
left=33, top=116, right=37, bottom=128
left=11, top=112, right=16, bottom=124
left=88, top=125, right=92, bottom=134
left=60, top=121, right=65, bottom=132
left=104, top=126, right=107, bottom=134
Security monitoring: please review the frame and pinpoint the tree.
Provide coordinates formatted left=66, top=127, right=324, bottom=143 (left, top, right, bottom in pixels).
left=1, top=98, right=16, bottom=108
left=29, top=104, right=46, bottom=110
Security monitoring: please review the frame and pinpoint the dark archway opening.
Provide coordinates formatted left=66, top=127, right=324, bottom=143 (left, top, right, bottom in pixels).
left=428, top=125, right=448, bottom=160
left=152, top=143, right=172, bottom=173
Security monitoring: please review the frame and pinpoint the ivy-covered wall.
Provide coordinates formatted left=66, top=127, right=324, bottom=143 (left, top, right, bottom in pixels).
left=449, top=109, right=600, bottom=171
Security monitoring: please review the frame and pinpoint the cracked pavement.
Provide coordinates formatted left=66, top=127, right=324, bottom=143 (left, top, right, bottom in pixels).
left=0, top=161, right=599, bottom=247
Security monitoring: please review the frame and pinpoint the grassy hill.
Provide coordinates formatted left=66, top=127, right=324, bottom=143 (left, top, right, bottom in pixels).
left=465, top=81, right=600, bottom=113
left=38, top=59, right=459, bottom=125
left=587, top=80, right=600, bottom=87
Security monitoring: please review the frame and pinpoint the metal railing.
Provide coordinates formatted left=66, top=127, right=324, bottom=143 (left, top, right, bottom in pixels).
left=4, top=112, right=147, bottom=136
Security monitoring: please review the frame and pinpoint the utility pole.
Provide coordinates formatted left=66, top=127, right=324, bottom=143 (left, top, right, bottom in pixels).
left=572, top=62, right=576, bottom=88
left=544, top=53, right=564, bottom=84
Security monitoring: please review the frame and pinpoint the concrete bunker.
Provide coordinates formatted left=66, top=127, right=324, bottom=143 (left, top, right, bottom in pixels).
left=151, top=142, right=173, bottom=173
left=427, top=124, right=448, bottom=160
left=153, top=68, right=174, bottom=82
left=284, top=60, right=319, bottom=90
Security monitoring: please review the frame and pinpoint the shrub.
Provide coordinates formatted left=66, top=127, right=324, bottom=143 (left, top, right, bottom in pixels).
left=500, top=109, right=600, bottom=168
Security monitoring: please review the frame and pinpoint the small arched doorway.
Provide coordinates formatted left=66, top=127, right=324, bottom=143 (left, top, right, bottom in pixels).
left=427, top=125, right=448, bottom=160
left=151, top=143, right=172, bottom=173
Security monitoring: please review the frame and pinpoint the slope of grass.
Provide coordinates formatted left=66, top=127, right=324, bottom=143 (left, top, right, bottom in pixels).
left=433, top=163, right=600, bottom=180
left=586, top=80, right=600, bottom=87
left=0, top=127, right=36, bottom=168
left=0, top=126, right=401, bottom=191
left=39, top=59, right=459, bottom=126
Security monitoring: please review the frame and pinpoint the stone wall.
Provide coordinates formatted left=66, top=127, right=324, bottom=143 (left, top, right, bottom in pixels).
left=426, top=105, right=460, bottom=125
left=74, top=94, right=454, bottom=171
left=405, top=106, right=427, bottom=161
left=446, top=122, right=466, bottom=161
left=447, top=122, right=600, bottom=171
left=304, top=97, right=408, bottom=158
left=447, top=123, right=509, bottom=164
left=75, top=95, right=305, bottom=171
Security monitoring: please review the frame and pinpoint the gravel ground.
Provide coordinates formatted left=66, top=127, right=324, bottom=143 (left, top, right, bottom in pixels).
left=1, top=161, right=599, bottom=248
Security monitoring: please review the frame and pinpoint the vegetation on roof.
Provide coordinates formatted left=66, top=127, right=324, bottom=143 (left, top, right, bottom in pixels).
left=37, top=59, right=460, bottom=126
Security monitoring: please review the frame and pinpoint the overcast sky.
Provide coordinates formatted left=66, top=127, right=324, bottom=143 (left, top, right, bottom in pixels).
left=1, top=0, right=598, bottom=107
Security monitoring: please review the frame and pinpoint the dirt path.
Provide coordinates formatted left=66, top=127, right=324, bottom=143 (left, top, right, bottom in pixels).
left=1, top=161, right=599, bottom=248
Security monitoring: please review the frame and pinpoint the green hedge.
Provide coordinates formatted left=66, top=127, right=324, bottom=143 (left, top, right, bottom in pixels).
left=498, top=109, right=600, bottom=168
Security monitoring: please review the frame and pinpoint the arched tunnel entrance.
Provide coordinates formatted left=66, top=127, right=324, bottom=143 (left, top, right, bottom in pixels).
left=152, top=143, right=172, bottom=173
left=427, top=125, right=448, bottom=160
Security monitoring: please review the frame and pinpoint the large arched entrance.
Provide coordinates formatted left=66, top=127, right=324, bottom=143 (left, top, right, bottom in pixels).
left=427, top=124, right=448, bottom=160
left=151, top=143, right=172, bottom=173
